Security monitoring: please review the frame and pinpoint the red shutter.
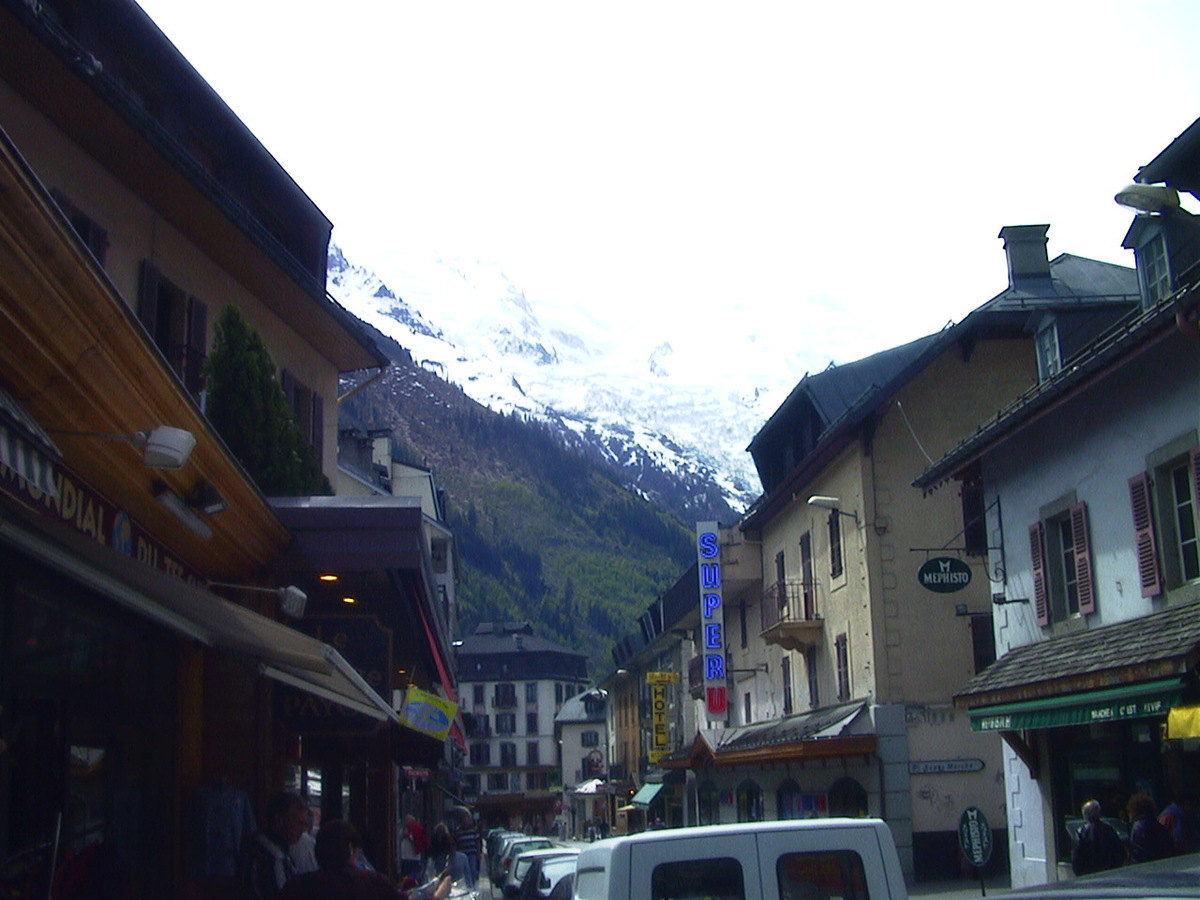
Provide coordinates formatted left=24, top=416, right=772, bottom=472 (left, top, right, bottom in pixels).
left=1029, top=522, right=1049, bottom=626
left=1128, top=472, right=1163, bottom=597
left=1071, top=502, right=1095, bottom=615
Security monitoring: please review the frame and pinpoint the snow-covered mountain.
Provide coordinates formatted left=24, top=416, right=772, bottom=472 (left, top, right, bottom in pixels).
left=327, top=244, right=806, bottom=516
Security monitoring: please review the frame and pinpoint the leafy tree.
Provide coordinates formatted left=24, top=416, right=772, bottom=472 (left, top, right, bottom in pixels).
left=204, top=305, right=331, bottom=496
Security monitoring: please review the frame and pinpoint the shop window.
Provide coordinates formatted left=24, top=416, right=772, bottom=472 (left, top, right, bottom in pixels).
left=828, top=511, right=844, bottom=578
left=138, top=261, right=207, bottom=396
left=1129, top=446, right=1200, bottom=596
left=496, top=713, right=516, bottom=735
left=1029, top=501, right=1095, bottom=626
left=736, top=779, right=763, bottom=823
left=835, top=634, right=850, bottom=702
left=828, top=777, right=868, bottom=818
left=697, top=780, right=719, bottom=826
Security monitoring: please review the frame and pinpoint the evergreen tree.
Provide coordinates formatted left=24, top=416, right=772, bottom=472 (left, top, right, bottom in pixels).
left=204, top=305, right=331, bottom=496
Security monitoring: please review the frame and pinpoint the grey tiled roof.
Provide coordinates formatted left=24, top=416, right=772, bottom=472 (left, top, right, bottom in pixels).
left=958, top=599, right=1200, bottom=702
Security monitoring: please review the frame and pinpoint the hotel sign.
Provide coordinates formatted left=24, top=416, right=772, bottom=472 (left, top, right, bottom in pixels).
left=696, top=522, right=727, bottom=717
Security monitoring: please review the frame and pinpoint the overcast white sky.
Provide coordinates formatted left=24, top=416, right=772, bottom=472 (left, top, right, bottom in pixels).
left=134, top=1, right=1200, bottom=370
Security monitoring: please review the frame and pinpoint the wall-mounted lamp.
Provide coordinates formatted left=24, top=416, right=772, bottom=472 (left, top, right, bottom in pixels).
left=208, top=580, right=308, bottom=618
left=1114, top=183, right=1180, bottom=213
left=51, top=426, right=196, bottom=469
left=954, top=603, right=970, bottom=616
left=154, top=481, right=212, bottom=539
left=807, top=495, right=860, bottom=525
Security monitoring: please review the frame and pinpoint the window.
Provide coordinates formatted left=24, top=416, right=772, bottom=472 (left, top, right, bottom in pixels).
left=1137, top=232, right=1172, bottom=307
left=525, top=712, right=539, bottom=734
left=806, top=646, right=819, bottom=709
left=834, top=634, right=850, bottom=702
left=494, top=683, right=517, bottom=708
left=580, top=730, right=600, bottom=748
left=526, top=741, right=540, bottom=766
left=1029, top=501, right=1094, bottom=626
left=777, top=851, right=870, bottom=900
left=469, top=743, right=490, bottom=766
left=138, top=261, right=207, bottom=395
left=496, top=713, right=516, bottom=735
left=961, top=465, right=988, bottom=557
left=465, top=713, right=490, bottom=738
left=486, top=772, right=508, bottom=792
left=739, top=600, right=748, bottom=649
left=736, top=779, right=763, bottom=823
left=1130, top=446, right=1200, bottom=594
left=970, top=614, right=996, bottom=674
left=280, top=369, right=323, bottom=457
left=525, top=682, right=538, bottom=703
left=775, top=550, right=788, bottom=614
left=652, top=858, right=743, bottom=900
left=1035, top=318, right=1061, bottom=381
left=500, top=742, right=517, bottom=767
left=51, top=191, right=108, bottom=266
left=781, top=656, right=793, bottom=715
left=799, top=532, right=816, bottom=619
left=828, top=511, right=844, bottom=578
left=472, top=684, right=484, bottom=707
left=463, top=773, right=480, bottom=794
left=742, top=691, right=752, bottom=725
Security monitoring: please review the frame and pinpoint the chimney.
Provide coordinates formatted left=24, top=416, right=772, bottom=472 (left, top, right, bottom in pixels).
left=999, top=224, right=1051, bottom=289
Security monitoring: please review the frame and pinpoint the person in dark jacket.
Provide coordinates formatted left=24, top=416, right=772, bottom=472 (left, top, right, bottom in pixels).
left=238, top=792, right=309, bottom=900
left=1072, top=799, right=1125, bottom=876
left=1128, top=793, right=1175, bottom=864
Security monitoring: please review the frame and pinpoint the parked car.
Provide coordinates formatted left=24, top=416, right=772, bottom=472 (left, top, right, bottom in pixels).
left=990, top=851, right=1200, bottom=899
left=517, top=850, right=580, bottom=900
left=572, top=818, right=907, bottom=900
left=500, top=847, right=578, bottom=898
left=496, top=838, right=556, bottom=884
left=489, top=833, right=528, bottom=882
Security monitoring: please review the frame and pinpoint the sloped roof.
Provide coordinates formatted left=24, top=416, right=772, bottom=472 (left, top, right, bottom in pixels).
left=957, top=599, right=1200, bottom=707
left=555, top=691, right=605, bottom=724
left=1137, top=115, right=1200, bottom=194
left=981, top=253, right=1139, bottom=309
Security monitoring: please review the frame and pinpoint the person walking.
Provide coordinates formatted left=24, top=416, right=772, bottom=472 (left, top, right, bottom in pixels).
left=399, top=815, right=427, bottom=880
left=450, top=809, right=480, bottom=886
left=1071, top=800, right=1125, bottom=876
left=1128, top=793, right=1174, bottom=864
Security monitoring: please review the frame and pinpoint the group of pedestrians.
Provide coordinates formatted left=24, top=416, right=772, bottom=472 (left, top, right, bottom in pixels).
left=234, top=791, right=480, bottom=900
left=1071, top=791, right=1199, bottom=876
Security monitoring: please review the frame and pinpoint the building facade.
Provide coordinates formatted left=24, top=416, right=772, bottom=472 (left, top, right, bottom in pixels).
left=457, top=623, right=589, bottom=832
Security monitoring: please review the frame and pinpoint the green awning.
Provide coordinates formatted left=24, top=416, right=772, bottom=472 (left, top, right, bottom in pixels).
left=631, top=782, right=664, bottom=808
left=969, top=678, right=1184, bottom=732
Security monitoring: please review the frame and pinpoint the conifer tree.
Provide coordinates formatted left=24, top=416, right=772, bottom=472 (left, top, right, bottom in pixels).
left=204, top=305, right=331, bottom=496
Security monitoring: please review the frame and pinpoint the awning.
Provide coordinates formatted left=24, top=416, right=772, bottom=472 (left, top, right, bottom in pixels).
left=0, top=501, right=399, bottom=722
left=573, top=778, right=605, bottom=796
left=968, top=678, right=1184, bottom=732
left=631, top=782, right=664, bottom=808
left=0, top=386, right=59, bottom=497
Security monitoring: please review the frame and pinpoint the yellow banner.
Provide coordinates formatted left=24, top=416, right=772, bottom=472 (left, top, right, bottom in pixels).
left=1168, top=704, right=1200, bottom=740
left=399, top=686, right=458, bottom=740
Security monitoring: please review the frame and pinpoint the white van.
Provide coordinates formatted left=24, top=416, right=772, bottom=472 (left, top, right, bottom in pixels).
left=573, top=819, right=907, bottom=900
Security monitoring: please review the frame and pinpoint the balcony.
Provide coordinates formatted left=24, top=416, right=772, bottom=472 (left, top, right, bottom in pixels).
left=760, top=579, right=824, bottom=651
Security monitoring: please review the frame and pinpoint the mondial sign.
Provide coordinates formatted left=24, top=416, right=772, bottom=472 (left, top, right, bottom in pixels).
left=696, top=522, right=727, bottom=717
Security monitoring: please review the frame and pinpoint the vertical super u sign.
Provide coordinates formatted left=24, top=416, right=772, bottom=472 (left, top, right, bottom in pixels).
left=697, top=526, right=727, bottom=715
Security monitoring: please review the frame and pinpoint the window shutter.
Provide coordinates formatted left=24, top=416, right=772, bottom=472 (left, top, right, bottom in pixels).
left=138, top=260, right=159, bottom=337
left=1071, top=502, right=1095, bottom=615
left=1128, top=472, right=1163, bottom=597
left=1029, top=522, right=1049, bottom=626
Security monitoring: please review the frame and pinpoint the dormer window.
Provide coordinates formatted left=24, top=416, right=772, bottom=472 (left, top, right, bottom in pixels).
left=1035, top=318, right=1061, bottom=381
left=1137, top=231, right=1172, bottom=307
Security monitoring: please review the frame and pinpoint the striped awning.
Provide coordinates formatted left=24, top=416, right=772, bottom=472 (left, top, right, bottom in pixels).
left=0, top=386, right=59, bottom=497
